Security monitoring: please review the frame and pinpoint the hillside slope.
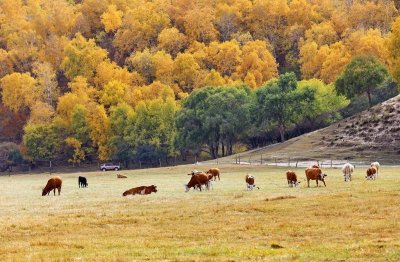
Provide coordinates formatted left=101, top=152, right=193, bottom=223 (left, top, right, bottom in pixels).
left=221, top=95, right=400, bottom=164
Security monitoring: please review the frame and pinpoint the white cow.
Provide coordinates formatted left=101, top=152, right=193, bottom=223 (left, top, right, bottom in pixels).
left=370, top=162, right=380, bottom=179
left=342, top=163, right=354, bottom=182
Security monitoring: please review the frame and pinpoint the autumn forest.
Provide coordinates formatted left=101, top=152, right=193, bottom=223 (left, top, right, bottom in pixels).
left=1, top=0, right=400, bottom=168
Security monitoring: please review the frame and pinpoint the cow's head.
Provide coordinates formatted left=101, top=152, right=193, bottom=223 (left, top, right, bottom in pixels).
left=292, top=181, right=300, bottom=187
left=184, top=184, right=190, bottom=192
left=320, top=173, right=327, bottom=180
left=149, top=185, right=157, bottom=193
left=41, top=188, right=47, bottom=196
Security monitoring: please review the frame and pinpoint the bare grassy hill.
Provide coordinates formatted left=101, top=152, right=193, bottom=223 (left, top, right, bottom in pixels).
left=220, top=95, right=400, bottom=165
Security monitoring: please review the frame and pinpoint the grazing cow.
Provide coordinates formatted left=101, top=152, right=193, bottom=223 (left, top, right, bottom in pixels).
left=246, top=174, right=259, bottom=191
left=185, top=172, right=209, bottom=192
left=305, top=168, right=327, bottom=187
left=117, top=174, right=127, bottom=178
left=342, top=163, right=354, bottom=182
left=123, top=185, right=157, bottom=196
left=286, top=171, right=300, bottom=187
left=42, top=176, right=62, bottom=196
left=78, top=176, right=88, bottom=188
left=366, top=166, right=377, bottom=180
left=206, top=168, right=220, bottom=181
left=370, top=162, right=380, bottom=178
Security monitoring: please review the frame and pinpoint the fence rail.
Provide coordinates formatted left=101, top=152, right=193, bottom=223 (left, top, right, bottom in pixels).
left=201, top=154, right=396, bottom=168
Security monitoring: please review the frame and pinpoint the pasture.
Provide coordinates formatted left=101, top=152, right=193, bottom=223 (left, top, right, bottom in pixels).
left=1, top=164, right=400, bottom=261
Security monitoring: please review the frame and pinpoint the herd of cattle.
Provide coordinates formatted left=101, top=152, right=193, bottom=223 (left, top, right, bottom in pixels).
left=41, top=162, right=381, bottom=196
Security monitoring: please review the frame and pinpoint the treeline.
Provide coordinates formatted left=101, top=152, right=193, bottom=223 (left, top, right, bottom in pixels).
left=1, top=0, right=400, bottom=167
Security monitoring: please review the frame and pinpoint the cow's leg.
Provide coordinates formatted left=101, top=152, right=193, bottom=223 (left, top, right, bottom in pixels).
left=307, top=179, right=310, bottom=187
left=316, top=180, right=319, bottom=187
left=58, top=187, right=61, bottom=195
left=322, top=180, right=326, bottom=187
left=218, top=174, right=220, bottom=181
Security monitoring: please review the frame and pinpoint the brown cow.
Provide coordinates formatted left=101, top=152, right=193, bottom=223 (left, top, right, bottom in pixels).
left=117, top=174, right=127, bottom=178
left=305, top=168, right=327, bottom=187
left=366, top=166, right=377, bottom=180
left=370, top=162, right=380, bottom=178
left=286, top=171, right=300, bottom=187
left=123, top=185, right=157, bottom=196
left=206, top=168, right=220, bottom=181
left=185, top=172, right=209, bottom=192
left=246, top=174, right=259, bottom=191
left=42, top=176, right=62, bottom=196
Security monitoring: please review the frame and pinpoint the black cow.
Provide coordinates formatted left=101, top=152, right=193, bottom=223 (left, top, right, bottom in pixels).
left=78, top=176, right=88, bottom=188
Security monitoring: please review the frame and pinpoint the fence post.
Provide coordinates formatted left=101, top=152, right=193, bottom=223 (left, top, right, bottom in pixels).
left=331, top=159, right=333, bottom=168
left=260, top=154, right=263, bottom=165
left=296, top=160, right=298, bottom=168
left=288, top=157, right=290, bottom=167
left=139, top=161, right=141, bottom=169
left=159, top=159, right=161, bottom=167
left=249, top=156, right=251, bottom=165
left=239, top=155, right=241, bottom=164
left=274, top=157, right=277, bottom=166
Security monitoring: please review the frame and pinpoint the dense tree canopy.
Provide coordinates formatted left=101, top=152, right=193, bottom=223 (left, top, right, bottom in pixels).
left=0, top=0, right=399, bottom=165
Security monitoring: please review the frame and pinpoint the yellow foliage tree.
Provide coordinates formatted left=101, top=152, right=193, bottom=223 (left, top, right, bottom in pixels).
left=0, top=72, right=42, bottom=112
left=61, top=33, right=108, bottom=81
left=65, top=137, right=86, bottom=165
left=86, top=104, right=111, bottom=161
left=28, top=101, right=55, bottom=126
left=172, top=52, right=201, bottom=92
left=157, top=27, right=188, bottom=57
left=347, top=29, right=389, bottom=65
left=101, top=80, right=127, bottom=107
left=101, top=4, right=123, bottom=33
left=183, top=7, right=218, bottom=43
left=206, top=41, right=242, bottom=76
left=235, top=40, right=278, bottom=87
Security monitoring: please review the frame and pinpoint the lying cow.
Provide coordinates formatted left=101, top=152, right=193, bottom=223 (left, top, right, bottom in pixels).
left=342, top=163, right=354, bottom=182
left=117, top=174, right=127, bottom=178
left=42, top=176, right=62, bottom=196
left=122, top=185, right=157, bottom=196
left=305, top=167, right=327, bottom=187
left=246, top=174, right=259, bottom=191
left=366, top=166, right=377, bottom=180
left=185, top=172, right=210, bottom=192
left=286, top=171, right=300, bottom=187
left=78, top=176, right=88, bottom=188
left=370, top=162, right=380, bottom=179
left=206, top=168, right=220, bottom=181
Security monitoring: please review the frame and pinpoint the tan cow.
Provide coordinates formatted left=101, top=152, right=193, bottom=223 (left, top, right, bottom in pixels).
left=305, top=168, right=327, bottom=187
left=123, top=185, right=157, bottom=196
left=370, top=162, right=380, bottom=179
left=117, top=174, right=127, bottom=178
left=342, top=163, right=354, bottom=182
left=206, top=168, right=220, bottom=181
left=42, top=176, right=62, bottom=196
left=185, top=172, right=210, bottom=192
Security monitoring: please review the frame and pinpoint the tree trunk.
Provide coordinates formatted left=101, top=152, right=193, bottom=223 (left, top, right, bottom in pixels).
left=367, top=91, right=372, bottom=108
left=221, top=142, right=225, bottom=157
left=279, top=124, right=285, bottom=142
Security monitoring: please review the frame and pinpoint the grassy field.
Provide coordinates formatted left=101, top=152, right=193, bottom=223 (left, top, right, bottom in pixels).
left=1, top=164, right=400, bottom=261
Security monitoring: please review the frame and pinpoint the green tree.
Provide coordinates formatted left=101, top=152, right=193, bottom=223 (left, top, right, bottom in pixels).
left=176, top=85, right=252, bottom=159
left=335, top=56, right=389, bottom=108
left=254, top=72, right=315, bottom=142
left=23, top=124, right=61, bottom=162
left=108, top=103, right=136, bottom=167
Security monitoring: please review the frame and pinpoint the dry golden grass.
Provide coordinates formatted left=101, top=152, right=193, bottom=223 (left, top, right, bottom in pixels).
left=1, top=164, right=400, bottom=261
